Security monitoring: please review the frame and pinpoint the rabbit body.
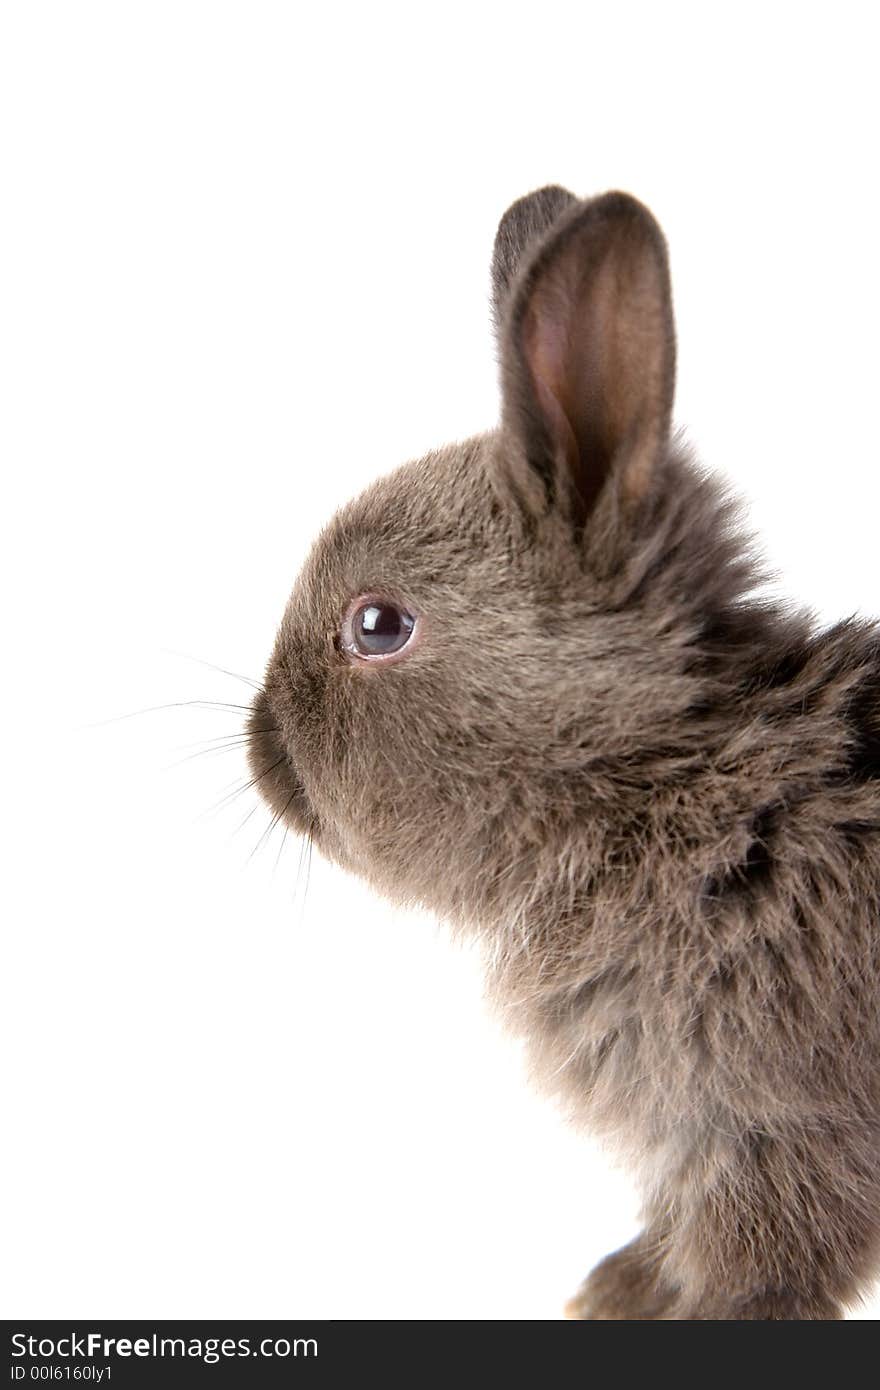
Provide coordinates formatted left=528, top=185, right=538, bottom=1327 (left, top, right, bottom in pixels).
left=249, top=188, right=880, bottom=1318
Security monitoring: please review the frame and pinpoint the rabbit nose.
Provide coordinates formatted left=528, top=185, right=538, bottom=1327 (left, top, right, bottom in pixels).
left=246, top=691, right=314, bottom=833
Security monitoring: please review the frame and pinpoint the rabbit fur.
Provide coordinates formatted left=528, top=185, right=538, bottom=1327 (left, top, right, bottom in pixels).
left=248, top=186, right=880, bottom=1319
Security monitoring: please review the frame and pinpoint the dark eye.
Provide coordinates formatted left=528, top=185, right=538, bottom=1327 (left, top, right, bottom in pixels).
left=341, top=596, right=419, bottom=663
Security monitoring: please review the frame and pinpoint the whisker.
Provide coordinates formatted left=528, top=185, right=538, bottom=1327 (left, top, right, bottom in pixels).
left=248, top=789, right=298, bottom=864
left=273, top=823, right=290, bottom=874
left=294, top=831, right=309, bottom=901
left=232, top=803, right=261, bottom=839
left=82, top=700, right=256, bottom=729
left=296, top=829, right=315, bottom=928
left=167, top=728, right=280, bottom=769
left=201, top=782, right=249, bottom=817
left=175, top=727, right=279, bottom=752
left=247, top=810, right=279, bottom=864
left=162, top=649, right=264, bottom=691
left=201, top=755, right=286, bottom=817
left=168, top=744, right=248, bottom=770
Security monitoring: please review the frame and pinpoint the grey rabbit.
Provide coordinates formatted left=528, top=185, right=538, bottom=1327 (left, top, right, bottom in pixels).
left=247, top=186, right=880, bottom=1318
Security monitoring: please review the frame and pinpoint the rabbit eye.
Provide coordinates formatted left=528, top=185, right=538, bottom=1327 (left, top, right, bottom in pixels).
left=342, top=596, right=419, bottom=663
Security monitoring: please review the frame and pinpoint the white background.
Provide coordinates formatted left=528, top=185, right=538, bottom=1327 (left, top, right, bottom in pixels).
left=2, top=2, right=879, bottom=1320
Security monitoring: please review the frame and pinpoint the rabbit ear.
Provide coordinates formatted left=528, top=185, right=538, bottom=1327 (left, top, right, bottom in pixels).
left=499, top=191, right=676, bottom=530
left=491, top=185, right=578, bottom=330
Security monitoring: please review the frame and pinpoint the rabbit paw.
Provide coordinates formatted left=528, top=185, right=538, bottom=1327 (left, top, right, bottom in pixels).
left=565, top=1233, right=678, bottom=1320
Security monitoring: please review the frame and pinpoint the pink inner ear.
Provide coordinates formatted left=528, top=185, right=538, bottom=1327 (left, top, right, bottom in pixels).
left=520, top=230, right=670, bottom=516
left=523, top=271, right=573, bottom=401
left=522, top=288, right=581, bottom=483
left=508, top=198, right=674, bottom=526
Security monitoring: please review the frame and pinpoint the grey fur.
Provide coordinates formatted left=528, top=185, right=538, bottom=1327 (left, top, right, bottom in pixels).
left=490, top=183, right=577, bottom=328
left=248, top=187, right=880, bottom=1319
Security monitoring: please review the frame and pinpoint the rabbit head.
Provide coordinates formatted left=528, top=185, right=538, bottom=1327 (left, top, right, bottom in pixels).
left=248, top=188, right=759, bottom=929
